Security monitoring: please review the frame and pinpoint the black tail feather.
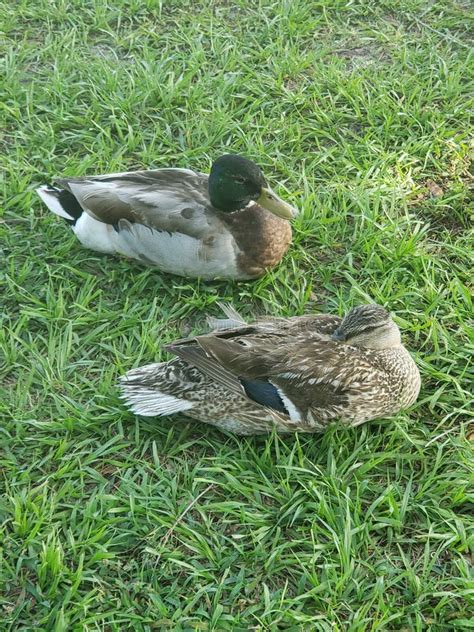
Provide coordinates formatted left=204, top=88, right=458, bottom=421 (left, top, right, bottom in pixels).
left=56, top=188, right=83, bottom=224
left=44, top=186, right=84, bottom=225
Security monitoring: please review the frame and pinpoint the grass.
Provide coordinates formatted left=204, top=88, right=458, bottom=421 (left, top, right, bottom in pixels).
left=1, top=0, right=473, bottom=629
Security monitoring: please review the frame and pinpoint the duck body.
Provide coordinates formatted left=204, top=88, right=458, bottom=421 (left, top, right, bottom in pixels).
left=120, top=304, right=421, bottom=435
left=36, top=155, right=297, bottom=280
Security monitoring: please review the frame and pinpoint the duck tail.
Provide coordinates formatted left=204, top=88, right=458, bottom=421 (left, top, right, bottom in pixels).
left=119, top=362, right=194, bottom=417
left=36, top=185, right=84, bottom=225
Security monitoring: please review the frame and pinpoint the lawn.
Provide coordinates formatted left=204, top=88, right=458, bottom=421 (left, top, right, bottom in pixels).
left=1, top=0, right=473, bottom=629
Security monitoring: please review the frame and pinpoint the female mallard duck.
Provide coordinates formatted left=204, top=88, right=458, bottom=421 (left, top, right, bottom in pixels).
left=36, top=154, right=298, bottom=280
left=120, top=303, right=421, bottom=435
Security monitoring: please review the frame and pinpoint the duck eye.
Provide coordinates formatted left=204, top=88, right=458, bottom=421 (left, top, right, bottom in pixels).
left=234, top=176, right=246, bottom=184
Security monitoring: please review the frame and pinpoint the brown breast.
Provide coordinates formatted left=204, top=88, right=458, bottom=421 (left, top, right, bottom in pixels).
left=220, top=205, right=292, bottom=278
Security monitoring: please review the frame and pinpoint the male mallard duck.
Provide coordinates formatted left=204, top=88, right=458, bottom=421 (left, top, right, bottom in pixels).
left=120, top=303, right=421, bottom=435
left=36, top=154, right=298, bottom=280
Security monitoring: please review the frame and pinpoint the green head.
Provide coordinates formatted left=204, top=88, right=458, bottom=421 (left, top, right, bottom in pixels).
left=208, top=154, right=298, bottom=219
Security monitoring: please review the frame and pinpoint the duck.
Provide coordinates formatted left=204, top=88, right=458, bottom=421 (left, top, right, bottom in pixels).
left=36, top=154, right=298, bottom=280
left=120, top=303, right=421, bottom=435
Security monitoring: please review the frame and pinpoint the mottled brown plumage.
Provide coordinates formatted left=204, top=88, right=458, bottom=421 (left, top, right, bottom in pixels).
left=120, top=304, right=421, bottom=435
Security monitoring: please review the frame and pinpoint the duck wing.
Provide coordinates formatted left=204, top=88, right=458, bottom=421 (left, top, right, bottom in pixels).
left=206, top=303, right=342, bottom=337
left=55, top=168, right=216, bottom=239
left=251, top=313, right=342, bottom=337
left=182, top=334, right=377, bottom=423
left=164, top=311, right=362, bottom=425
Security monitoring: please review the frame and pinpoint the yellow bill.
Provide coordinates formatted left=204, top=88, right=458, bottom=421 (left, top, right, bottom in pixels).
left=257, top=187, right=298, bottom=219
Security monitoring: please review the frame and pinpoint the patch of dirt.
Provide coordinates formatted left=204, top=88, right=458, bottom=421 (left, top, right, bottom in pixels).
left=425, top=180, right=444, bottom=198
left=90, top=44, right=119, bottom=60
left=409, top=179, right=446, bottom=204
left=332, top=44, right=391, bottom=69
left=408, top=175, right=473, bottom=234
left=283, top=77, right=299, bottom=92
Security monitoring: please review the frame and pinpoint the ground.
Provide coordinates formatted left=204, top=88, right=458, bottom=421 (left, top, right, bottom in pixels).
left=1, top=0, right=473, bottom=630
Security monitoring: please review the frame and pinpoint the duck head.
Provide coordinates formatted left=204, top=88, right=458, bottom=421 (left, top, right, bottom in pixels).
left=331, top=304, right=402, bottom=350
left=208, top=154, right=298, bottom=219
